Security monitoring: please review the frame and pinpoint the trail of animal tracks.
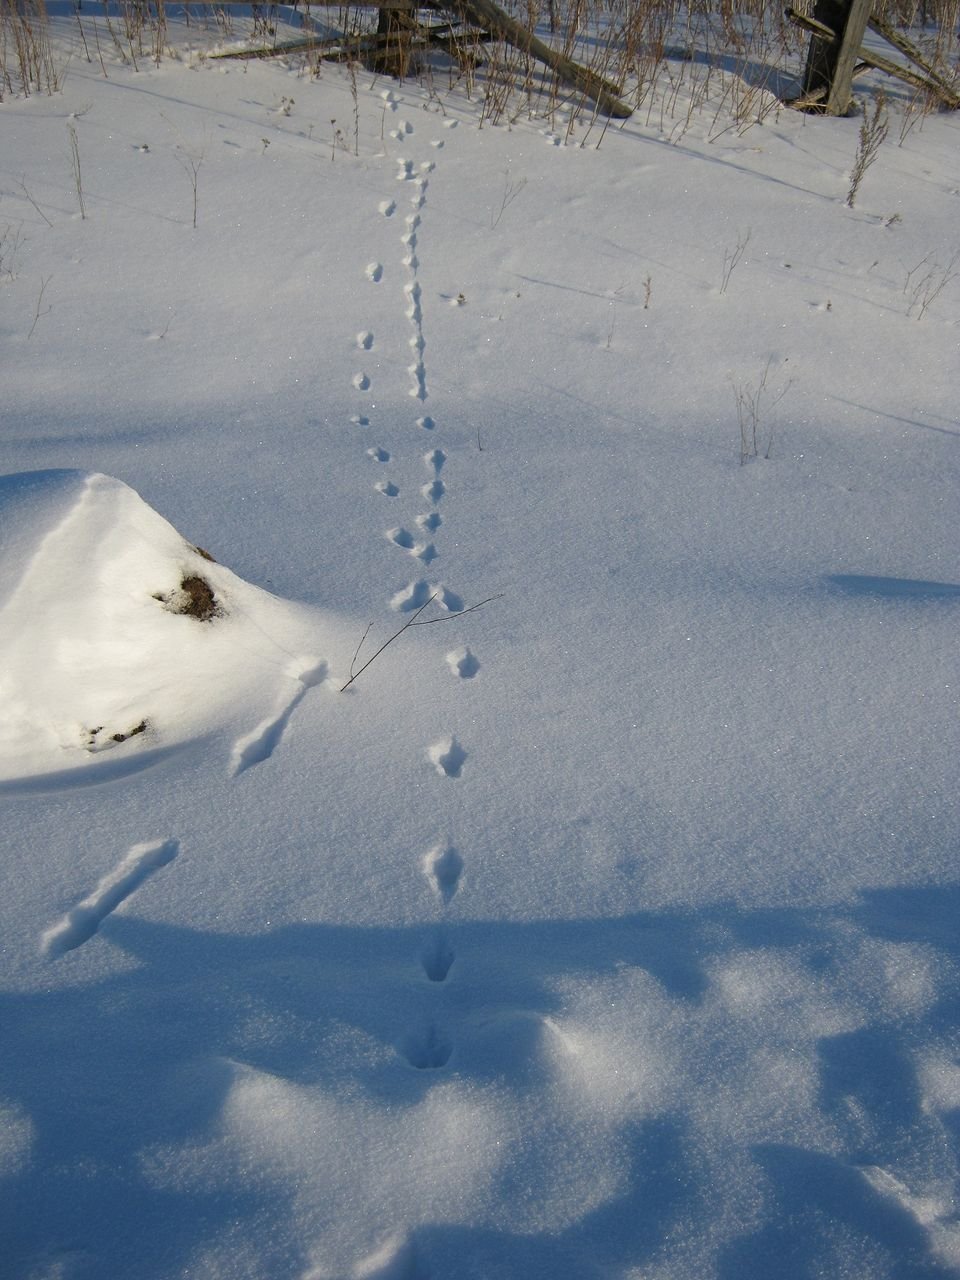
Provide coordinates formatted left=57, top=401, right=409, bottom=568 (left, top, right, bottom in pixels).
left=2, top=13, right=960, bottom=1279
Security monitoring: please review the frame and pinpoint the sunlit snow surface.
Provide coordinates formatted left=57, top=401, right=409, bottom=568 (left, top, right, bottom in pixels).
left=1, top=9, right=959, bottom=1279
left=0, top=471, right=334, bottom=785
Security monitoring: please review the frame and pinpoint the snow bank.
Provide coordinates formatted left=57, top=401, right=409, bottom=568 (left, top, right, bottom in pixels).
left=0, top=470, right=334, bottom=784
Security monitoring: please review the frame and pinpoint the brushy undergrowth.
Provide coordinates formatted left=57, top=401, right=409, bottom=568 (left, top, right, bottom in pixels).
left=2, top=0, right=958, bottom=137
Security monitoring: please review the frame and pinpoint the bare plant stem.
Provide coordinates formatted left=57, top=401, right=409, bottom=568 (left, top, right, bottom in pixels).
left=340, top=593, right=501, bottom=692
left=904, top=249, right=960, bottom=319
left=490, top=169, right=527, bottom=229
left=67, top=123, right=85, bottom=219
left=18, top=176, right=53, bottom=226
left=732, top=355, right=792, bottom=464
left=720, top=227, right=750, bottom=294
left=28, top=274, right=51, bottom=338
left=176, top=147, right=203, bottom=229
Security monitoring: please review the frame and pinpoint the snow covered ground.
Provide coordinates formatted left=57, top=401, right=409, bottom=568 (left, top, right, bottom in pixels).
left=1, top=8, right=959, bottom=1276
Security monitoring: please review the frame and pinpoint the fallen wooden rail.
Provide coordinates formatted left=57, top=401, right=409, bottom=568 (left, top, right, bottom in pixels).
left=208, top=0, right=632, bottom=118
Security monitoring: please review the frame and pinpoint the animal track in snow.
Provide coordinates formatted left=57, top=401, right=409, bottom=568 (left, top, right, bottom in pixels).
left=423, top=843, right=464, bottom=903
left=421, top=478, right=445, bottom=503
left=352, top=372, right=371, bottom=391
left=380, top=89, right=399, bottom=112
left=428, top=736, right=467, bottom=778
left=356, top=330, right=374, bottom=350
left=387, top=529, right=437, bottom=562
left=446, top=646, right=480, bottom=679
left=394, top=581, right=460, bottom=613
left=230, top=660, right=328, bottom=777
left=408, top=361, right=427, bottom=401
left=365, top=262, right=383, bottom=283
left=431, top=139, right=444, bottom=149
left=367, top=446, right=391, bottom=463
left=397, top=159, right=415, bottom=182
left=375, top=480, right=400, bottom=498
left=434, top=585, right=463, bottom=611
left=42, top=839, right=179, bottom=958
left=391, top=579, right=432, bottom=612
left=421, top=933, right=456, bottom=982
left=424, top=448, right=446, bottom=473
left=401, top=1023, right=452, bottom=1069
left=416, top=511, right=441, bottom=532
left=387, top=527, right=415, bottom=549
left=350, top=414, right=370, bottom=427
left=417, top=415, right=434, bottom=431
left=378, top=199, right=396, bottom=217
left=404, top=282, right=422, bottom=324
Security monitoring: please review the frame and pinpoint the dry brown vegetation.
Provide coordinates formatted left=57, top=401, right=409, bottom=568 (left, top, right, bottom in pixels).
left=2, top=0, right=957, bottom=132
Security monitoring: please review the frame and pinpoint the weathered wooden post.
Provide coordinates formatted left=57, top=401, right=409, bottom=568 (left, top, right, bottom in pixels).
left=801, top=0, right=873, bottom=113
left=373, top=5, right=414, bottom=76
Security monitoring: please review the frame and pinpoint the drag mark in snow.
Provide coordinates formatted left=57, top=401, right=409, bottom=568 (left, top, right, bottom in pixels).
left=42, top=839, right=179, bottom=958
left=428, top=737, right=467, bottom=778
left=229, top=660, right=327, bottom=777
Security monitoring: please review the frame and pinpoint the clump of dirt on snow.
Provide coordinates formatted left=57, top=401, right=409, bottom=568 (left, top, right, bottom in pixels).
left=154, top=573, right=222, bottom=621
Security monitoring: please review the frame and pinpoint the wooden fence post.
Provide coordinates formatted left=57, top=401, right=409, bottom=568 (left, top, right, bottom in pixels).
left=802, top=0, right=873, bottom=113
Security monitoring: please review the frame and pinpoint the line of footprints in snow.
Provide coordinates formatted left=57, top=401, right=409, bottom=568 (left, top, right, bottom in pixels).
left=42, top=832, right=462, bottom=1074
left=363, top=96, right=467, bottom=1071
left=43, top=98, right=473, bottom=1074
left=356, top=94, right=477, bottom=784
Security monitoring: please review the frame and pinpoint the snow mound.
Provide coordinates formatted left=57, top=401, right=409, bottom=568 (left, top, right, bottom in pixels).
left=0, top=471, right=332, bottom=784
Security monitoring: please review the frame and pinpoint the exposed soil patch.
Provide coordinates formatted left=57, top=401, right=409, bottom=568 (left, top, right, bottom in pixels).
left=153, top=573, right=222, bottom=621
left=85, top=720, right=148, bottom=751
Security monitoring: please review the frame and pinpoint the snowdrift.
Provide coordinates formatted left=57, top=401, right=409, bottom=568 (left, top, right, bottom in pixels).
left=0, top=470, right=332, bottom=785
